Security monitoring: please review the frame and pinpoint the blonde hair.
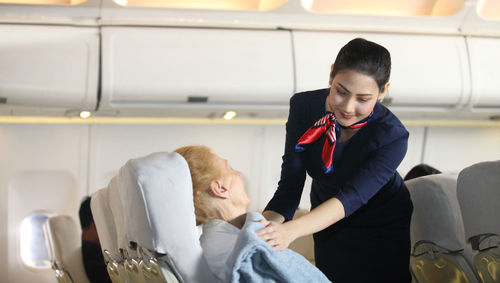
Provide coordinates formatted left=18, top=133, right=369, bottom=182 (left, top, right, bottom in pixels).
left=175, top=145, right=221, bottom=225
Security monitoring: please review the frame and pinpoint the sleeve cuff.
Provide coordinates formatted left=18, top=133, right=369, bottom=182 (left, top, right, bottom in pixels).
left=335, top=189, right=360, bottom=218
left=264, top=201, right=297, bottom=222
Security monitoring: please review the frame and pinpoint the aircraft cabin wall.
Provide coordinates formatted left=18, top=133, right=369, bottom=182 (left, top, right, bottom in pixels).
left=1, top=0, right=500, bottom=281
left=0, top=122, right=500, bottom=282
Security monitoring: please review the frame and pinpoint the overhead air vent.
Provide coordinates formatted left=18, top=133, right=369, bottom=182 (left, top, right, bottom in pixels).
left=112, top=0, right=287, bottom=11
left=301, top=0, right=465, bottom=17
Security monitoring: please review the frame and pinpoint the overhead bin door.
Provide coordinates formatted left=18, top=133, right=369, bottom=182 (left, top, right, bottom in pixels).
left=101, top=27, right=294, bottom=109
left=293, top=32, right=470, bottom=108
left=0, top=25, right=99, bottom=110
left=467, top=37, right=500, bottom=108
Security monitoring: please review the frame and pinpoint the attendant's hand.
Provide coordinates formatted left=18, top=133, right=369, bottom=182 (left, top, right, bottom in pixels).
left=256, top=220, right=298, bottom=251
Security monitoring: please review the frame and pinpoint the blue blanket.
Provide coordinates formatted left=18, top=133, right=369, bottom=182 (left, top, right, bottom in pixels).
left=227, top=212, right=331, bottom=283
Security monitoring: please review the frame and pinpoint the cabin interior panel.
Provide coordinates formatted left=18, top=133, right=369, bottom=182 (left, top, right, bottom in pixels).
left=423, top=126, right=500, bottom=172
left=0, top=121, right=499, bottom=281
left=1, top=0, right=500, bottom=280
left=0, top=124, right=88, bottom=283
left=87, top=124, right=269, bottom=212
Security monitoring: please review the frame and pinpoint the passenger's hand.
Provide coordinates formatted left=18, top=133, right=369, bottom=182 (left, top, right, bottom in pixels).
left=256, top=220, right=297, bottom=251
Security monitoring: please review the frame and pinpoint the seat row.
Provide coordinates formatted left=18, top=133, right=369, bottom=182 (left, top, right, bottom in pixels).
left=42, top=154, right=499, bottom=283
left=91, top=152, right=217, bottom=283
left=407, top=160, right=500, bottom=283
left=43, top=152, right=217, bottom=283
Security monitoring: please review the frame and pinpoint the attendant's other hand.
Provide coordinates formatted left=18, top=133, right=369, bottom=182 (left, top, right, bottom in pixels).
left=256, top=220, right=298, bottom=251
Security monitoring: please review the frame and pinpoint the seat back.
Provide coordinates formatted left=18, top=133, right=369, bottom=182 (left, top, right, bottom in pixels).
left=109, top=172, right=149, bottom=283
left=108, top=177, right=127, bottom=255
left=108, top=178, right=136, bottom=283
left=90, top=188, right=128, bottom=283
left=116, top=151, right=216, bottom=283
left=44, top=215, right=91, bottom=283
left=289, top=209, right=315, bottom=264
left=406, top=173, right=479, bottom=283
left=91, top=188, right=119, bottom=261
left=457, top=160, right=500, bottom=283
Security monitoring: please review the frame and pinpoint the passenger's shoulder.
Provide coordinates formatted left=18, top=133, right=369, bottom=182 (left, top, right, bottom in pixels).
left=201, top=219, right=236, bottom=235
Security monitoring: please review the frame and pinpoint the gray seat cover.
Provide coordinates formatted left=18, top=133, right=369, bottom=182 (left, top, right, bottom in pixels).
left=407, top=173, right=465, bottom=252
left=457, top=160, right=500, bottom=242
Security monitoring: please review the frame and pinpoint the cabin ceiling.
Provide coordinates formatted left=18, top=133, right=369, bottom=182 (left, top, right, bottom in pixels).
left=0, top=0, right=499, bottom=121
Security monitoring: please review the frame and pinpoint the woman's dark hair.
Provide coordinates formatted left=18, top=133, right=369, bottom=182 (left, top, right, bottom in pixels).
left=330, top=38, right=391, bottom=92
left=79, top=196, right=93, bottom=229
left=404, top=164, right=442, bottom=181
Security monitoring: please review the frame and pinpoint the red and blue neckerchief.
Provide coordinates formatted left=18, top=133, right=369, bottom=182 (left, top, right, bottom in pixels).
left=295, top=111, right=373, bottom=174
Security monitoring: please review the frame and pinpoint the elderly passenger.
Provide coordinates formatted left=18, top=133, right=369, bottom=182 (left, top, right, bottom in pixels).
left=174, top=145, right=250, bottom=281
left=175, top=145, right=328, bottom=283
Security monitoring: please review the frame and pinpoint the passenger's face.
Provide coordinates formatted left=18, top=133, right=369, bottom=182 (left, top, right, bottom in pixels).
left=213, top=154, right=250, bottom=208
left=327, top=69, right=387, bottom=127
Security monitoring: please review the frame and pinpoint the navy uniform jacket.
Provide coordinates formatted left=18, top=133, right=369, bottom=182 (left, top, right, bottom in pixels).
left=264, top=88, right=413, bottom=282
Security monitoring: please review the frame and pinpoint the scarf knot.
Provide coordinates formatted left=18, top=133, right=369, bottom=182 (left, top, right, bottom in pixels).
left=295, top=112, right=372, bottom=174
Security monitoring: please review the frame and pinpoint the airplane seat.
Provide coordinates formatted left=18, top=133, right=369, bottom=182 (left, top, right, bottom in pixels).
left=289, top=209, right=315, bottom=264
left=108, top=177, right=143, bottom=283
left=90, top=188, right=127, bottom=283
left=115, top=151, right=216, bottom=283
left=457, top=160, right=500, bottom=283
left=43, top=215, right=91, bottom=283
left=406, top=173, right=479, bottom=283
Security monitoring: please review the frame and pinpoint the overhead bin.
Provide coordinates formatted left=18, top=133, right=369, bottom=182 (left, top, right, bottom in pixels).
left=0, top=25, right=99, bottom=111
left=100, top=27, right=294, bottom=110
left=293, top=31, right=470, bottom=108
left=467, top=37, right=500, bottom=108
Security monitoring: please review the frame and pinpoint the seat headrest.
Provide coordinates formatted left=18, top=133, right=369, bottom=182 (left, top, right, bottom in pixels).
left=90, top=188, right=120, bottom=261
left=406, top=173, right=465, bottom=252
left=116, top=151, right=215, bottom=283
left=107, top=176, right=127, bottom=252
left=44, top=215, right=90, bottom=283
left=457, top=160, right=500, bottom=241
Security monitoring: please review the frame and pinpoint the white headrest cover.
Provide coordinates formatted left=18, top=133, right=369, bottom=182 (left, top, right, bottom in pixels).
left=107, top=177, right=127, bottom=251
left=406, top=173, right=465, bottom=252
left=45, top=215, right=90, bottom=283
left=457, top=160, right=500, bottom=240
left=91, top=188, right=120, bottom=261
left=118, top=152, right=215, bottom=283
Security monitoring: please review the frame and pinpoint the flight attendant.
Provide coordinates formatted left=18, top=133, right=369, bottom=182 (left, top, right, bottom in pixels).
left=257, top=38, right=413, bottom=282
